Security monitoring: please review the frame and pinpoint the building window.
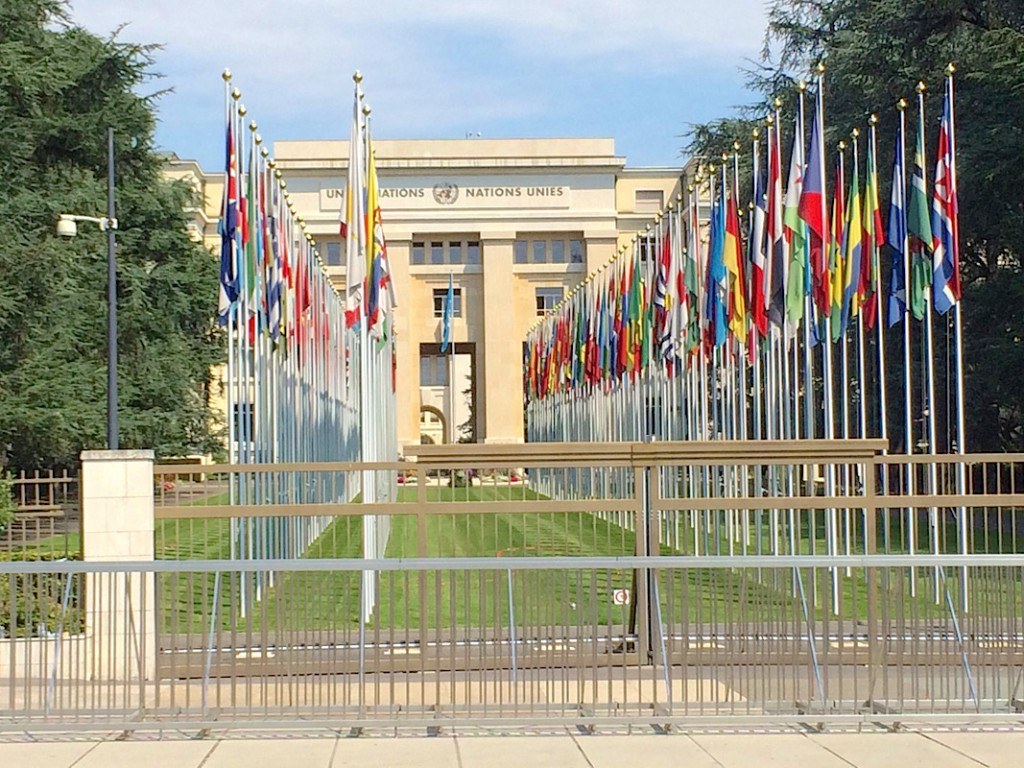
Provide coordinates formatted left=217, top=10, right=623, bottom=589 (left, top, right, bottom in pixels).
left=569, top=239, right=584, bottom=264
left=419, top=355, right=449, bottom=386
left=325, top=242, right=342, bottom=266
left=637, top=236, right=655, bottom=262
left=635, top=189, right=664, bottom=213
left=411, top=241, right=425, bottom=265
left=513, top=236, right=585, bottom=265
left=410, top=238, right=480, bottom=266
left=536, top=287, right=564, bottom=315
left=433, top=287, right=463, bottom=317
left=514, top=240, right=528, bottom=264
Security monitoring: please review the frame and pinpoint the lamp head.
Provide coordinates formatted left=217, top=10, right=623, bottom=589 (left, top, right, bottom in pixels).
left=56, top=216, right=77, bottom=238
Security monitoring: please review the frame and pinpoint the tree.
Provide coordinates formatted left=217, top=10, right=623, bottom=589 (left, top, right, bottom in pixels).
left=688, top=0, right=1024, bottom=450
left=0, top=1, right=222, bottom=470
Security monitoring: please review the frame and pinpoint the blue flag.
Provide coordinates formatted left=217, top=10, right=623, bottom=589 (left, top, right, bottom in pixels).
left=886, top=127, right=908, bottom=327
left=441, top=272, right=454, bottom=352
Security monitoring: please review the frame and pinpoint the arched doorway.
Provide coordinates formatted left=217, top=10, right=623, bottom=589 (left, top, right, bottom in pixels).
left=418, top=405, right=448, bottom=444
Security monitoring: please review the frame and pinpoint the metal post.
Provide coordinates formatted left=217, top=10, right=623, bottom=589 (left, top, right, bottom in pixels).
left=106, top=126, right=118, bottom=450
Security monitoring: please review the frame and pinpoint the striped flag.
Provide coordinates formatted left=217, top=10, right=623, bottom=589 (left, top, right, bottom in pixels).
left=750, top=171, right=768, bottom=337
left=783, top=118, right=806, bottom=329
left=931, top=86, right=960, bottom=314
left=908, top=109, right=933, bottom=320
left=886, top=126, right=908, bottom=327
left=799, top=103, right=829, bottom=314
left=217, top=121, right=239, bottom=323
left=862, top=132, right=885, bottom=330
left=343, top=88, right=366, bottom=329
left=767, top=121, right=787, bottom=329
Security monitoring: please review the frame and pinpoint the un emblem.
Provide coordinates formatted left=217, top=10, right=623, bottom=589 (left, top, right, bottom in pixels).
left=433, top=182, right=459, bottom=205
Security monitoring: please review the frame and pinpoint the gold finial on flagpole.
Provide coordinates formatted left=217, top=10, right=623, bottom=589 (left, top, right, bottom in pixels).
left=666, top=200, right=674, bottom=211
left=945, top=62, right=956, bottom=76
left=815, top=61, right=826, bottom=76
left=363, top=104, right=371, bottom=117
left=869, top=113, right=879, bottom=126
left=773, top=96, right=783, bottom=109
left=353, top=70, right=363, bottom=84
left=222, top=69, right=232, bottom=81
left=897, top=98, right=908, bottom=111
left=249, top=121, right=257, bottom=133
left=850, top=127, right=860, bottom=139
left=732, top=140, right=741, bottom=153
left=838, top=140, right=847, bottom=151
left=797, top=80, right=808, bottom=93
left=231, top=88, right=241, bottom=101
left=268, top=159, right=276, bottom=169
left=916, top=81, right=927, bottom=94
left=766, top=114, right=775, bottom=127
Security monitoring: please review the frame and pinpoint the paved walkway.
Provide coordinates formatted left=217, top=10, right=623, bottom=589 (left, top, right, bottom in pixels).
left=2, top=728, right=1023, bottom=767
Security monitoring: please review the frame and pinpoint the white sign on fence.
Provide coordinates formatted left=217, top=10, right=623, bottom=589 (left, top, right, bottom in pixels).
left=612, top=588, right=631, bottom=606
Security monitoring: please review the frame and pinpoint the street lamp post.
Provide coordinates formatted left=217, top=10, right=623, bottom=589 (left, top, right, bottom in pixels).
left=57, top=127, right=119, bottom=449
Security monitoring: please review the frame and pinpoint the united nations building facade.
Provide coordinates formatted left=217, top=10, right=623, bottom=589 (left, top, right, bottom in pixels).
left=168, top=138, right=683, bottom=449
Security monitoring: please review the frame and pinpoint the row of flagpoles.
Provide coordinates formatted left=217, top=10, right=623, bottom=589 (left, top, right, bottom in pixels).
left=524, top=65, right=967, bottom=582
left=216, top=70, right=398, bottom=620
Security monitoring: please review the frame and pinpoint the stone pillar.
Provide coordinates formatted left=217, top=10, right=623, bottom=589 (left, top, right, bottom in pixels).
left=80, top=449, right=156, bottom=681
left=480, top=235, right=523, bottom=443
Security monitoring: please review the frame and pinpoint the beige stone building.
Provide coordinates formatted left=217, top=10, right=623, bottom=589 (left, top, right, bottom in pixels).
left=166, top=139, right=683, bottom=450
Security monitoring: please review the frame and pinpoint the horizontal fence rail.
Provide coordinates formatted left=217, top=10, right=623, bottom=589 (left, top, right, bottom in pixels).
left=1, top=469, right=80, bottom=561
left=2, top=556, right=1023, bottom=731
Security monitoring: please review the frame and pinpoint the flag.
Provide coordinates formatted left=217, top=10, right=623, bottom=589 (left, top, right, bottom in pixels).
left=707, top=192, right=729, bottom=347
left=931, top=86, right=960, bottom=314
left=828, top=154, right=845, bottom=327
left=886, top=127, right=908, bottom=327
left=217, top=121, right=239, bottom=323
left=840, top=157, right=863, bottom=333
left=862, top=131, right=885, bottom=330
left=723, top=189, right=747, bottom=343
left=343, top=89, right=366, bottom=329
left=908, top=110, right=933, bottom=320
left=767, top=122, right=787, bottom=329
left=750, top=171, right=768, bottom=337
left=365, top=140, right=396, bottom=341
left=783, top=118, right=806, bottom=328
left=441, top=272, right=454, bottom=353
left=799, top=102, right=829, bottom=314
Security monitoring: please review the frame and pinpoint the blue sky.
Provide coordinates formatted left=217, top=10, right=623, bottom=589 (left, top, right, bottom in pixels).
left=69, top=0, right=768, bottom=170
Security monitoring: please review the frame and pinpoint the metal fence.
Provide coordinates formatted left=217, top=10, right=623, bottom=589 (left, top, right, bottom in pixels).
left=1, top=469, right=80, bottom=560
left=1, top=555, right=1022, bottom=731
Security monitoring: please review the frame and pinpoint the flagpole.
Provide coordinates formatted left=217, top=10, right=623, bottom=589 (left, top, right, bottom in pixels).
left=946, top=63, right=969, bottom=606
left=915, top=82, right=942, bottom=602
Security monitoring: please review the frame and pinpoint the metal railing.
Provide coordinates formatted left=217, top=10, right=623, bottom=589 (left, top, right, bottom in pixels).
left=1, top=555, right=1023, bottom=731
left=1, top=469, right=80, bottom=560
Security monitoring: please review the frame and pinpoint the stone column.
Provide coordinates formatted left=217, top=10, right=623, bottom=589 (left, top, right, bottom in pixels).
left=80, top=449, right=156, bottom=681
left=480, top=235, right=523, bottom=443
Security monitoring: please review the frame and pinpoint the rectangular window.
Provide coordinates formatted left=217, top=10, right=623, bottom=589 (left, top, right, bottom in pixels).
left=448, top=241, right=462, bottom=264
left=430, top=242, right=444, bottom=265
left=433, top=287, right=463, bottom=317
left=535, top=287, right=564, bottom=315
left=514, top=240, right=527, bottom=264
left=325, top=242, right=342, bottom=266
left=411, top=241, right=425, bottom=265
left=419, top=355, right=449, bottom=386
left=531, top=240, right=547, bottom=264
left=569, top=239, right=584, bottom=264
left=466, top=240, right=480, bottom=265
left=635, top=189, right=664, bottom=213
left=550, top=240, right=565, bottom=264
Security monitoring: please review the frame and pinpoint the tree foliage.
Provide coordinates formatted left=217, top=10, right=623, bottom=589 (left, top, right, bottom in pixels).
left=0, top=1, right=222, bottom=470
left=688, top=0, right=1024, bottom=450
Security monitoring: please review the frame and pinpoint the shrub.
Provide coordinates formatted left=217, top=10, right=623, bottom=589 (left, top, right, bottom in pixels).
left=0, top=472, right=14, bottom=535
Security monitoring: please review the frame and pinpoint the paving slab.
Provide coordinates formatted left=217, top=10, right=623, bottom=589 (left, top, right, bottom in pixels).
left=456, top=733, right=591, bottom=768
left=579, top=733, right=723, bottom=768
left=924, top=731, right=1024, bottom=768
left=808, top=732, right=984, bottom=768
left=0, top=741, right=97, bottom=768
left=203, top=737, right=336, bottom=768
left=332, top=735, right=459, bottom=768
left=692, top=733, right=851, bottom=768
left=75, top=739, right=218, bottom=768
